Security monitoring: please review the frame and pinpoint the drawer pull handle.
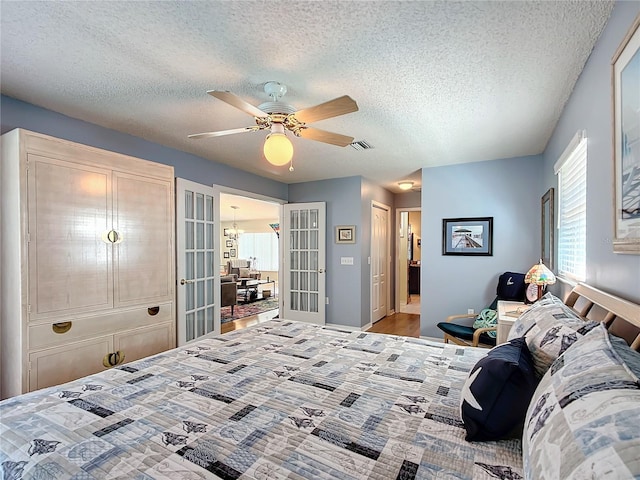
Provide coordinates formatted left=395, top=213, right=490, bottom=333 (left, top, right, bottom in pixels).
left=148, top=306, right=160, bottom=316
left=52, top=322, right=72, bottom=334
left=103, top=351, right=126, bottom=368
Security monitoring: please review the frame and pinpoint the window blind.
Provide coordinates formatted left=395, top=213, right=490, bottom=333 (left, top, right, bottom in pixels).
left=238, top=233, right=279, bottom=271
left=555, top=132, right=587, bottom=281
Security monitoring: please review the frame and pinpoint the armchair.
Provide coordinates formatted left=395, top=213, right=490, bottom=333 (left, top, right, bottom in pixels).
left=220, top=274, right=237, bottom=315
left=437, top=271, right=526, bottom=348
left=438, top=312, right=498, bottom=347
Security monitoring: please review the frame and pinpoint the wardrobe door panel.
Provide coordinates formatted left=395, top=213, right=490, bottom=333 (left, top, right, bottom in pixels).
left=113, top=172, right=174, bottom=306
left=27, top=155, right=113, bottom=319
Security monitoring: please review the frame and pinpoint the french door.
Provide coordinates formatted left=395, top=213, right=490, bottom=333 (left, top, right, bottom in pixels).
left=176, top=178, right=219, bottom=345
left=282, top=202, right=326, bottom=325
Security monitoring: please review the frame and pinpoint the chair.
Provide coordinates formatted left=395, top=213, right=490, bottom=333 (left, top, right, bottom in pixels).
left=437, top=272, right=526, bottom=347
left=220, top=275, right=238, bottom=314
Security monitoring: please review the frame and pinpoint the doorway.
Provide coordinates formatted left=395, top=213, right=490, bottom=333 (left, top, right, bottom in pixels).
left=219, top=190, right=283, bottom=326
left=397, top=208, right=421, bottom=315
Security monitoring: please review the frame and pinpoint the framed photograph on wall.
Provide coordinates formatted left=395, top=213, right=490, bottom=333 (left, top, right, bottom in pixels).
left=612, top=16, right=640, bottom=254
left=442, top=217, right=493, bottom=256
left=223, top=228, right=230, bottom=236
left=229, top=248, right=236, bottom=258
left=335, top=225, right=356, bottom=244
left=225, top=240, right=233, bottom=248
left=223, top=252, right=230, bottom=259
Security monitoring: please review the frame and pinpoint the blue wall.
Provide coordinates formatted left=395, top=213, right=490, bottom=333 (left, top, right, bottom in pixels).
left=288, top=177, right=365, bottom=327
left=542, top=0, right=640, bottom=303
left=1, top=96, right=289, bottom=200
left=421, top=155, right=542, bottom=338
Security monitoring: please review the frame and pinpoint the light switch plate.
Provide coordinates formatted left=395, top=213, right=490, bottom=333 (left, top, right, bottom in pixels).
left=340, top=257, right=354, bottom=265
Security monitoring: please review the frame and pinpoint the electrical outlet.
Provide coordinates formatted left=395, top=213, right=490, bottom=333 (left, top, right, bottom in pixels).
left=467, top=308, right=474, bottom=315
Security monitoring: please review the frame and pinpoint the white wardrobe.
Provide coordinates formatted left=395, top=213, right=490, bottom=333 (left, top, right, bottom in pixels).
left=1, top=129, right=176, bottom=399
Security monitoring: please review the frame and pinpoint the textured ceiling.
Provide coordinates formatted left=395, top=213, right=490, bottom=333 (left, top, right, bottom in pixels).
left=1, top=1, right=614, bottom=192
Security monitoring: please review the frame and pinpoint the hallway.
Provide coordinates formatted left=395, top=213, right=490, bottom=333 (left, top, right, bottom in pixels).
left=366, top=312, right=421, bottom=337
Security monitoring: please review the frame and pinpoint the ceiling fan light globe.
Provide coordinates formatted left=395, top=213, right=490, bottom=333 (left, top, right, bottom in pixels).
left=264, top=133, right=293, bottom=166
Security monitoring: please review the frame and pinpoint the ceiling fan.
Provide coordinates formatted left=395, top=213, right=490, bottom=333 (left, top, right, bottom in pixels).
left=189, top=82, right=359, bottom=167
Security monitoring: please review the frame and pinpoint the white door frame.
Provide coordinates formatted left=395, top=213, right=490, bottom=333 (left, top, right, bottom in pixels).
left=395, top=207, right=421, bottom=313
left=370, top=201, right=391, bottom=325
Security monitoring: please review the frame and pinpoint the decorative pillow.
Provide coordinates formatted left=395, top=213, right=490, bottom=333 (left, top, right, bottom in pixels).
left=460, top=337, right=539, bottom=441
left=239, top=267, right=251, bottom=278
left=523, top=324, right=640, bottom=479
left=507, top=292, right=564, bottom=341
left=472, top=308, right=498, bottom=338
left=523, top=307, right=599, bottom=378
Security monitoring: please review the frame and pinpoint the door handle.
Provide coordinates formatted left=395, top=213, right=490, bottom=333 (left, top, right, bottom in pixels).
left=318, top=269, right=325, bottom=273
left=180, top=279, right=195, bottom=285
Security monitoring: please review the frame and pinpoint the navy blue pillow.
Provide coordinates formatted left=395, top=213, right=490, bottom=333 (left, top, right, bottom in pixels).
left=460, top=337, right=539, bottom=441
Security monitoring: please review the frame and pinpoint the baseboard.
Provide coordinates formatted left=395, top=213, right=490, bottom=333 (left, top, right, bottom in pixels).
left=324, top=323, right=368, bottom=333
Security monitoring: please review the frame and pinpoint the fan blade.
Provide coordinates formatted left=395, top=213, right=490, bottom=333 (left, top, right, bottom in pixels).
left=294, top=95, right=358, bottom=124
left=208, top=91, right=268, bottom=118
left=298, top=127, right=354, bottom=147
left=188, top=126, right=261, bottom=139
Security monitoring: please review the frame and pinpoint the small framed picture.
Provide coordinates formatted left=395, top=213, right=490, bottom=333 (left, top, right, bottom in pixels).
left=335, top=225, right=356, bottom=244
left=223, top=252, right=230, bottom=259
left=229, top=248, right=236, bottom=258
left=225, top=240, right=233, bottom=248
left=223, top=228, right=230, bottom=236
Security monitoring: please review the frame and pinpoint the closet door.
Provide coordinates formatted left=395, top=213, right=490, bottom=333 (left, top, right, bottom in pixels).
left=27, top=155, right=113, bottom=320
left=112, top=172, right=174, bottom=307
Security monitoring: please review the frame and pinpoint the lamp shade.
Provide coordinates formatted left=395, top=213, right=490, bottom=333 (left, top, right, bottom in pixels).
left=525, top=260, right=556, bottom=286
left=263, top=133, right=293, bottom=166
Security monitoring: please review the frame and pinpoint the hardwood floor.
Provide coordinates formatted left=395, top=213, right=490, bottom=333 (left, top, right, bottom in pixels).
left=221, top=309, right=422, bottom=338
left=366, top=312, right=421, bottom=337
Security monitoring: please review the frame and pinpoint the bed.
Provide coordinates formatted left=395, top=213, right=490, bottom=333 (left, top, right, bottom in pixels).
left=1, top=283, right=639, bottom=480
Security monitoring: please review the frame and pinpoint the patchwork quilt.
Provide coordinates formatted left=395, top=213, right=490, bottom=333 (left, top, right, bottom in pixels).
left=1, top=320, right=523, bottom=479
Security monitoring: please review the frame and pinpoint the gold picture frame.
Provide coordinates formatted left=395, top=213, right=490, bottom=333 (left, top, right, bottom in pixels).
left=541, top=188, right=555, bottom=270
left=612, top=15, right=640, bottom=254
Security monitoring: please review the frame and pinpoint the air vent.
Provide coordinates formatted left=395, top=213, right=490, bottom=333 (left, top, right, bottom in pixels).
left=350, top=140, right=374, bottom=151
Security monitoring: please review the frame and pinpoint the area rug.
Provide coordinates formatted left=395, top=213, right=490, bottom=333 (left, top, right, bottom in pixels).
left=221, top=297, right=279, bottom=323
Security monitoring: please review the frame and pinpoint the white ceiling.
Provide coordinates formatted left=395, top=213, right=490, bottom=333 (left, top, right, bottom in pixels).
left=220, top=193, right=280, bottom=222
left=1, top=1, right=614, bottom=193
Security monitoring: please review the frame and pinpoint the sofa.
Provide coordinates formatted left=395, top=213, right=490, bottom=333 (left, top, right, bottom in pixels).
left=227, top=259, right=260, bottom=279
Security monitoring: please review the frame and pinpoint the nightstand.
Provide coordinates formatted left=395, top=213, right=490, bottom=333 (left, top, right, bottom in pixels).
left=497, top=301, right=528, bottom=344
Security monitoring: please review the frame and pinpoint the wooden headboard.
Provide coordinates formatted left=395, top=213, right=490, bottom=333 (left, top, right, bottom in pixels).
left=564, top=283, right=640, bottom=351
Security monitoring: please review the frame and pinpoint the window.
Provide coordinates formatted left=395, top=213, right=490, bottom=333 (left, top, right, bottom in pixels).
left=238, top=233, right=279, bottom=271
left=554, top=130, right=587, bottom=281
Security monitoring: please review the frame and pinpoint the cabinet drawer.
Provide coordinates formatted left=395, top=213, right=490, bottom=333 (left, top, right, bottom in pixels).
left=29, top=302, right=174, bottom=350
left=29, top=335, right=113, bottom=392
left=114, top=322, right=175, bottom=365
